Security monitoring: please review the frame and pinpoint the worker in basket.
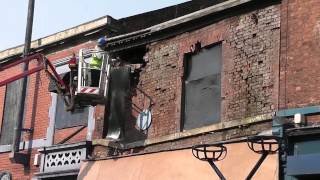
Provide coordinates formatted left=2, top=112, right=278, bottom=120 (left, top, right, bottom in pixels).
left=90, top=37, right=106, bottom=87
left=68, top=52, right=78, bottom=86
left=48, top=52, right=77, bottom=94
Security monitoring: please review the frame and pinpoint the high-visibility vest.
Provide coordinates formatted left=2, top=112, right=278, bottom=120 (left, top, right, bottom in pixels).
left=90, top=53, right=102, bottom=69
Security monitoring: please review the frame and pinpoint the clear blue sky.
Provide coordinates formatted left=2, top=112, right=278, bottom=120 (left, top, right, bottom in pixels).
left=0, top=0, right=189, bottom=51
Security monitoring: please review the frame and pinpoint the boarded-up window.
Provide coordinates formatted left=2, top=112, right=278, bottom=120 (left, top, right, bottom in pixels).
left=55, top=95, right=89, bottom=129
left=54, top=70, right=89, bottom=129
left=0, top=81, right=23, bottom=145
left=183, top=44, right=222, bottom=130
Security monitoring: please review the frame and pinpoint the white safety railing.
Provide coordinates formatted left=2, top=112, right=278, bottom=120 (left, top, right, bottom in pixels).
left=77, top=49, right=110, bottom=97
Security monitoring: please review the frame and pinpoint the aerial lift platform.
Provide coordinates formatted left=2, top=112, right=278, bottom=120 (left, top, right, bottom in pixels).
left=0, top=49, right=111, bottom=111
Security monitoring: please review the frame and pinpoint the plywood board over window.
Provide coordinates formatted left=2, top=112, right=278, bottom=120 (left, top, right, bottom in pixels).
left=54, top=95, right=89, bottom=129
left=0, top=80, right=23, bottom=145
left=183, top=43, right=222, bottom=130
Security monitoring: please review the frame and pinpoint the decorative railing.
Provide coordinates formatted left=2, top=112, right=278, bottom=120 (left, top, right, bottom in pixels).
left=38, top=142, right=88, bottom=174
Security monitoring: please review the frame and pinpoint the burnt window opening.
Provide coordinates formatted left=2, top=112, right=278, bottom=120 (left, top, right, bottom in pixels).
left=115, top=46, right=147, bottom=64
left=113, top=46, right=148, bottom=91
left=182, top=43, right=222, bottom=130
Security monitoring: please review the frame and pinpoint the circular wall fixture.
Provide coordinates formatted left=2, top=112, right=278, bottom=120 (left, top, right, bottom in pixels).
left=0, top=171, right=12, bottom=180
left=136, top=109, right=152, bottom=131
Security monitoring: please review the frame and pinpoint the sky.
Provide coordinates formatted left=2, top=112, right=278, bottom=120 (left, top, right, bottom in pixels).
left=0, top=0, right=189, bottom=51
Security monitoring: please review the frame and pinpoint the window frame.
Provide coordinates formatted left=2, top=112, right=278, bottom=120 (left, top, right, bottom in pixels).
left=181, top=43, right=223, bottom=131
left=47, top=62, right=95, bottom=145
left=52, top=64, right=89, bottom=129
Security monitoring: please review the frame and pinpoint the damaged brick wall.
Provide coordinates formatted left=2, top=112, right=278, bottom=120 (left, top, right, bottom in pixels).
left=224, top=6, right=280, bottom=120
left=126, top=4, right=280, bottom=143
left=123, top=43, right=180, bottom=142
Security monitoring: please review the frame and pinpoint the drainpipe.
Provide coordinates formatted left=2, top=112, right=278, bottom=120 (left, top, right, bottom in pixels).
left=10, top=0, right=35, bottom=164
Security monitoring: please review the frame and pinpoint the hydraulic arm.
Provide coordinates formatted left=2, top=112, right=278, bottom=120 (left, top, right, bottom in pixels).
left=0, top=53, right=73, bottom=109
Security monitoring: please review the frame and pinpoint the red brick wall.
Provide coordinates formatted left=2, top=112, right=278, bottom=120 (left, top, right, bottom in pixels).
left=126, top=4, right=281, bottom=142
left=279, top=0, right=320, bottom=109
left=0, top=149, right=39, bottom=180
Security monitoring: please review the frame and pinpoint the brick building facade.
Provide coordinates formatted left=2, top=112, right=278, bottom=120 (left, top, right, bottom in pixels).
left=0, top=0, right=319, bottom=179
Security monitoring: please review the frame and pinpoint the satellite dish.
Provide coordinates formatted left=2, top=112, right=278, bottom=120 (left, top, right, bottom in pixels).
left=0, top=171, right=12, bottom=180
left=136, top=109, right=152, bottom=131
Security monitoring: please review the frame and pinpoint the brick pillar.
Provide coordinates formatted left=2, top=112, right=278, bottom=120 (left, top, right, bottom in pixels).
left=93, top=105, right=107, bottom=139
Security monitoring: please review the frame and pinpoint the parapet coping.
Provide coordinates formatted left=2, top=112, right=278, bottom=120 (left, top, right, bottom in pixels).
left=93, top=112, right=274, bottom=149
left=0, top=16, right=113, bottom=61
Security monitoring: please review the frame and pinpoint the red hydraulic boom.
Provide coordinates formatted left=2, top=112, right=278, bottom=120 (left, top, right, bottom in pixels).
left=0, top=53, right=73, bottom=109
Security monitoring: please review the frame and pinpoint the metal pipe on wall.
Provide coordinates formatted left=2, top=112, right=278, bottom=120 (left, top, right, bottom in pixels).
left=11, top=0, right=35, bottom=157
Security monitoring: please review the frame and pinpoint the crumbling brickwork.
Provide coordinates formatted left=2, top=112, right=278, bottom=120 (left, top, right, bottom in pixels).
left=225, top=5, right=280, bottom=120
left=127, top=43, right=180, bottom=140
left=126, top=4, right=280, bottom=143
left=4, top=0, right=319, bottom=178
